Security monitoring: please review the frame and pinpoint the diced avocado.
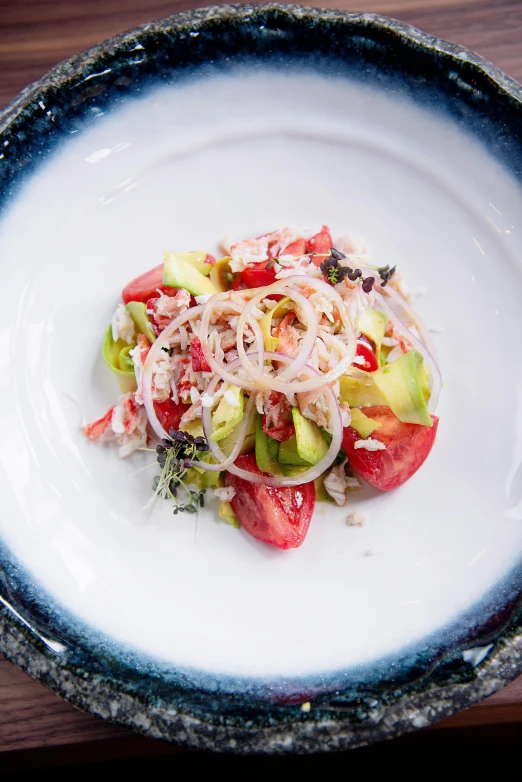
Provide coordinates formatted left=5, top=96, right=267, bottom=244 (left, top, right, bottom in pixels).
left=102, top=325, right=137, bottom=393
left=339, top=374, right=387, bottom=407
left=292, top=408, right=329, bottom=465
left=220, top=403, right=257, bottom=457
left=278, top=435, right=312, bottom=466
left=255, top=414, right=283, bottom=475
left=259, top=297, right=293, bottom=352
left=349, top=407, right=382, bottom=438
left=355, top=309, right=388, bottom=362
left=279, top=464, right=311, bottom=477
left=314, top=473, right=334, bottom=502
left=118, top=345, right=135, bottom=373
left=210, top=386, right=244, bottom=441
left=180, top=419, right=205, bottom=440
left=372, top=349, right=432, bottom=426
left=125, top=301, right=156, bottom=343
left=163, top=250, right=218, bottom=297
left=219, top=501, right=240, bottom=528
left=185, top=466, right=220, bottom=489
left=164, top=250, right=212, bottom=277
left=267, top=434, right=280, bottom=460
left=210, top=256, right=232, bottom=292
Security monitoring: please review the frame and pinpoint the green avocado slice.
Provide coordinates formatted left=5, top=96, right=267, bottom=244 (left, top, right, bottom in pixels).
left=372, top=349, right=432, bottom=426
left=210, top=386, right=245, bottom=442
left=163, top=251, right=218, bottom=297
left=125, top=301, right=156, bottom=343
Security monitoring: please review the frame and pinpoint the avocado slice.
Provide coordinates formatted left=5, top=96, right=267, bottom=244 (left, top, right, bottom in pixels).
left=259, top=297, right=293, bottom=352
left=210, top=256, right=232, bottom=292
left=278, top=435, right=311, bottom=466
left=125, top=301, right=156, bottom=343
left=372, top=349, right=432, bottom=426
left=355, top=309, right=388, bottom=362
left=210, top=386, right=245, bottom=442
left=219, top=501, right=240, bottom=528
left=102, top=325, right=137, bottom=393
left=255, top=414, right=284, bottom=475
left=163, top=251, right=218, bottom=297
left=349, top=408, right=382, bottom=438
left=279, top=464, right=311, bottom=477
left=220, top=403, right=257, bottom=457
left=164, top=250, right=212, bottom=277
left=339, top=374, right=387, bottom=408
left=314, top=473, right=335, bottom=502
left=291, top=408, right=329, bottom=465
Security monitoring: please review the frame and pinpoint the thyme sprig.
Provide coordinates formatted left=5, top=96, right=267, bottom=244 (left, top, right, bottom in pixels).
left=153, top=429, right=209, bottom=514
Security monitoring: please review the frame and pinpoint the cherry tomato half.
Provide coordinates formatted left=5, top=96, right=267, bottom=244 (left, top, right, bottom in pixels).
left=354, top=342, right=379, bottom=372
left=226, top=455, right=315, bottom=549
left=342, top=406, right=439, bottom=491
left=153, top=398, right=189, bottom=434
left=122, top=265, right=178, bottom=304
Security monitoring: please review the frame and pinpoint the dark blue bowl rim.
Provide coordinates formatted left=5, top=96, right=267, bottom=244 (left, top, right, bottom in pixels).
left=1, top=3, right=522, bottom=754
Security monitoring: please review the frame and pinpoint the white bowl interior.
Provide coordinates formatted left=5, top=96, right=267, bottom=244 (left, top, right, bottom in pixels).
left=1, top=66, right=522, bottom=682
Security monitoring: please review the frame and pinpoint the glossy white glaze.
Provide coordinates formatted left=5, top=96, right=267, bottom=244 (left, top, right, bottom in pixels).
left=1, top=68, right=522, bottom=678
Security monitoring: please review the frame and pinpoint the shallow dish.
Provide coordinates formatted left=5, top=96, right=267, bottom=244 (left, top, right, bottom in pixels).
left=1, top=4, right=522, bottom=754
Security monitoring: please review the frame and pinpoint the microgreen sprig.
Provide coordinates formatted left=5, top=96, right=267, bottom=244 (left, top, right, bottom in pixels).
left=320, top=248, right=375, bottom=292
left=153, top=429, right=209, bottom=514
left=377, top=264, right=396, bottom=287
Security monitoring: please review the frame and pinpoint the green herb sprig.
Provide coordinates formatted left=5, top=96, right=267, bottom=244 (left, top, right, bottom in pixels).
left=153, top=429, right=209, bottom=514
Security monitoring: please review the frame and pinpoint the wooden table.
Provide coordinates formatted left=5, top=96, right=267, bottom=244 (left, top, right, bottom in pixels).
left=2, top=0, right=522, bottom=766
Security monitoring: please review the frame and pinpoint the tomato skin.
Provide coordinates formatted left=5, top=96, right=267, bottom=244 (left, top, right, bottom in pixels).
left=122, top=264, right=179, bottom=304
left=308, top=226, right=333, bottom=266
left=240, top=262, right=277, bottom=289
left=153, top=398, right=189, bottom=434
left=190, top=337, right=211, bottom=372
left=282, top=238, right=307, bottom=256
left=342, top=406, right=439, bottom=491
left=226, top=455, right=315, bottom=549
left=354, top=342, right=378, bottom=372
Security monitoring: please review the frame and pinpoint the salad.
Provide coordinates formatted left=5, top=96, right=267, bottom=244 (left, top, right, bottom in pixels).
left=85, top=225, right=440, bottom=549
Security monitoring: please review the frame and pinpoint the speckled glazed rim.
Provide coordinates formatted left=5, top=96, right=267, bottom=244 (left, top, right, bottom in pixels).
left=1, top=4, right=522, bottom=754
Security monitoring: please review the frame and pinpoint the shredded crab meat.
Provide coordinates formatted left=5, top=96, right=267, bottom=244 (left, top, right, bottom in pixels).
left=323, top=460, right=362, bottom=506
left=112, top=304, right=135, bottom=345
left=214, top=486, right=236, bottom=502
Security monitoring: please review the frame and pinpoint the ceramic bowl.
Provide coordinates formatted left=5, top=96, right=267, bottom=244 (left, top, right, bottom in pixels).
left=1, top=4, right=522, bottom=754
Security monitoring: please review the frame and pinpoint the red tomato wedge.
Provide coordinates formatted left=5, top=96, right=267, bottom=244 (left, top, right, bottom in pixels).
left=153, top=398, right=189, bottom=434
left=354, top=342, right=378, bottom=372
left=226, top=455, right=315, bottom=549
left=122, top=265, right=178, bottom=304
left=342, top=406, right=439, bottom=491
left=281, top=238, right=307, bottom=256
left=308, top=225, right=333, bottom=266
left=240, top=262, right=277, bottom=289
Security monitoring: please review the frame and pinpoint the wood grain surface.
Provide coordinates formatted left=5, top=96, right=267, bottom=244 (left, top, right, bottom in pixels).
left=1, top=0, right=522, bottom=761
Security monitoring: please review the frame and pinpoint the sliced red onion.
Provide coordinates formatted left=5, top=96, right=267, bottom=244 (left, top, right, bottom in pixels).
left=200, top=393, right=256, bottom=472
left=235, top=284, right=317, bottom=385
left=142, top=305, right=205, bottom=441
left=378, top=282, right=440, bottom=365
left=197, top=353, right=343, bottom=487
left=198, top=293, right=266, bottom=391
left=374, top=294, right=442, bottom=413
